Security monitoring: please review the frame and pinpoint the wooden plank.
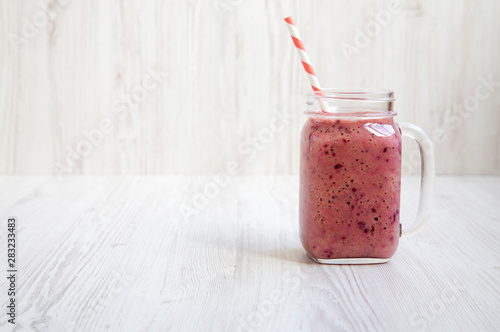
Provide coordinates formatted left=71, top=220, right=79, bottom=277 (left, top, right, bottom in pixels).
left=0, top=1, right=499, bottom=175
left=0, top=175, right=498, bottom=331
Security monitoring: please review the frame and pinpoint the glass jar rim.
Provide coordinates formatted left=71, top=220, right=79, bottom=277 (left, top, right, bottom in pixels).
left=306, top=88, right=395, bottom=102
left=306, top=88, right=396, bottom=118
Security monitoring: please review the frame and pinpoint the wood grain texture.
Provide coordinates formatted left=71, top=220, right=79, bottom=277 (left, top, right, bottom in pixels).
left=0, top=175, right=498, bottom=331
left=0, top=0, right=499, bottom=175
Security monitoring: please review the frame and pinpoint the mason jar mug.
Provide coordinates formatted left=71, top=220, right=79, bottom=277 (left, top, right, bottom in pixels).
left=299, top=89, right=435, bottom=264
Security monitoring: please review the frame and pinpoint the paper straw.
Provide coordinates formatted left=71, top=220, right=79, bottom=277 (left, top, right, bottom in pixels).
left=284, top=16, right=329, bottom=113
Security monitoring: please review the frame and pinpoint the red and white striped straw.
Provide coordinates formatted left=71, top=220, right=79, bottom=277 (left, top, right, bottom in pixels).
left=284, top=16, right=329, bottom=113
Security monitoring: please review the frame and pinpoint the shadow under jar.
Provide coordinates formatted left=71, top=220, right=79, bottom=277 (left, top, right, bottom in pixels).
left=299, top=89, right=434, bottom=264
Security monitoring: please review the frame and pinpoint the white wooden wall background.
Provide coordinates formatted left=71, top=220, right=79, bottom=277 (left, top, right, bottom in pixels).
left=0, top=0, right=499, bottom=175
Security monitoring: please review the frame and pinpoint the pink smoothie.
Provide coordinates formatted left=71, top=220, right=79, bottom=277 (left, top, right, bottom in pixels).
left=299, top=115, right=402, bottom=259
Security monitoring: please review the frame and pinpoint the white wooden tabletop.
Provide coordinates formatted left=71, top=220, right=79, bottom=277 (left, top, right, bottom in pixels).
left=0, top=175, right=499, bottom=331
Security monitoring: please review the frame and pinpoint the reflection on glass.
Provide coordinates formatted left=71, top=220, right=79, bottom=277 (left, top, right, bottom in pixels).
left=364, top=123, right=396, bottom=137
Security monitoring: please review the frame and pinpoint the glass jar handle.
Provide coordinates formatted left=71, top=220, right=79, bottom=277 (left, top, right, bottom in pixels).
left=399, top=123, right=435, bottom=237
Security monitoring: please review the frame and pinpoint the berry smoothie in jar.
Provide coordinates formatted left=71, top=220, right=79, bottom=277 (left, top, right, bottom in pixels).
left=299, top=89, right=403, bottom=264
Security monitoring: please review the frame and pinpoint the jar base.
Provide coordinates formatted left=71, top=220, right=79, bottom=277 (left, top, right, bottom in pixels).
left=307, top=254, right=390, bottom=265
